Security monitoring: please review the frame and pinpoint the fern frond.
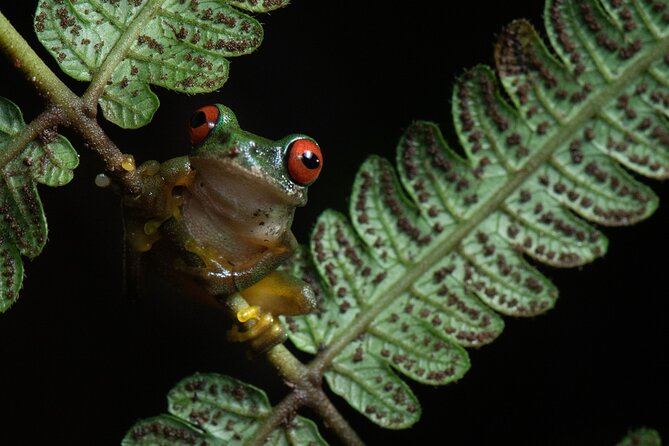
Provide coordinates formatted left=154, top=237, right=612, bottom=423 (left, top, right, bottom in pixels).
left=34, top=0, right=289, bottom=128
left=122, top=373, right=327, bottom=446
left=283, top=0, right=669, bottom=428
left=0, top=97, right=78, bottom=312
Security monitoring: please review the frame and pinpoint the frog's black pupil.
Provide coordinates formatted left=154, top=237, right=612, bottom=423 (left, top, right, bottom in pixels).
left=190, top=111, right=207, bottom=128
left=301, top=151, right=320, bottom=169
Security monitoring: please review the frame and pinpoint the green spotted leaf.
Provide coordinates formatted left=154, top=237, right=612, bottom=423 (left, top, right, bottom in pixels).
left=282, top=0, right=668, bottom=429
left=616, top=428, right=662, bottom=446
left=0, top=243, right=23, bottom=313
left=0, top=97, right=78, bottom=312
left=34, top=0, right=288, bottom=129
left=228, top=0, right=290, bottom=12
left=122, top=415, right=222, bottom=446
left=325, top=341, right=422, bottom=429
left=123, top=373, right=328, bottom=446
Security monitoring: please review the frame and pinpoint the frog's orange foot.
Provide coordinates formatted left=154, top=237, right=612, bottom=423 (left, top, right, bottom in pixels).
left=227, top=305, right=287, bottom=352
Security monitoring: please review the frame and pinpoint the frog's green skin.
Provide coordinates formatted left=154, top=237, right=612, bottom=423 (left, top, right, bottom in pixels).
left=123, top=104, right=318, bottom=350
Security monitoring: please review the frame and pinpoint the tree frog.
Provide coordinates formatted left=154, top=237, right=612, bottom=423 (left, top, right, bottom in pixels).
left=122, top=104, right=322, bottom=351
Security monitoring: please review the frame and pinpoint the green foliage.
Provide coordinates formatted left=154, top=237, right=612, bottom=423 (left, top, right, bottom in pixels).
left=617, top=428, right=662, bottom=446
left=34, top=0, right=286, bottom=128
left=282, top=0, right=669, bottom=428
left=0, top=97, right=78, bottom=312
left=123, top=373, right=328, bottom=446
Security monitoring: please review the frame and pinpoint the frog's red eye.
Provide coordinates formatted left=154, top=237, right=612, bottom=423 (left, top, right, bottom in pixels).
left=286, top=138, right=322, bottom=186
left=189, top=105, right=220, bottom=145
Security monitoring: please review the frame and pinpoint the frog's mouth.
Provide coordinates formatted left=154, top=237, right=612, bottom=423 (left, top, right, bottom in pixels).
left=188, top=156, right=306, bottom=208
left=183, top=157, right=305, bottom=250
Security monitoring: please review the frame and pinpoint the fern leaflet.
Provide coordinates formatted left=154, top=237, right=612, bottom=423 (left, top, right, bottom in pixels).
left=0, top=97, right=78, bottom=312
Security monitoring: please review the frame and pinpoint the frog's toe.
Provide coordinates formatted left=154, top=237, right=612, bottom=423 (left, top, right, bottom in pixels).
left=236, top=305, right=262, bottom=323
left=227, top=308, right=287, bottom=352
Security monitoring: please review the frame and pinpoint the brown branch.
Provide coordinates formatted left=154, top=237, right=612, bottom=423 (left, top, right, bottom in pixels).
left=0, top=10, right=140, bottom=194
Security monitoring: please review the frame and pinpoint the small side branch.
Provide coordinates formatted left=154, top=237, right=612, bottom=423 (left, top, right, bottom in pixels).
left=0, top=107, right=60, bottom=169
left=306, top=387, right=366, bottom=446
left=246, top=392, right=301, bottom=446
left=0, top=10, right=140, bottom=194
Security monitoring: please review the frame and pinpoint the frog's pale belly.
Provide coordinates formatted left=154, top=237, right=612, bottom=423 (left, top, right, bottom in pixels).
left=182, top=158, right=297, bottom=264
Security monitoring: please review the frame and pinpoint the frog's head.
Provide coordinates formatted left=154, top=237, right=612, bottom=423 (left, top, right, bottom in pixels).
left=187, top=104, right=322, bottom=208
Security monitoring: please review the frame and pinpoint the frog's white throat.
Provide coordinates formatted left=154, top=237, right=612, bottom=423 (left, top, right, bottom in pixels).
left=181, top=157, right=300, bottom=259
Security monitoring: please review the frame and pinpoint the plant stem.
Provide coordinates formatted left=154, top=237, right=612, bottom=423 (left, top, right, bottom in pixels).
left=0, top=12, right=77, bottom=105
left=251, top=347, right=366, bottom=446
left=265, top=344, right=309, bottom=383
left=226, top=293, right=363, bottom=445
left=245, top=392, right=301, bottom=446
left=0, top=10, right=141, bottom=194
left=0, top=107, right=59, bottom=170
left=263, top=344, right=366, bottom=445
left=306, top=387, right=366, bottom=446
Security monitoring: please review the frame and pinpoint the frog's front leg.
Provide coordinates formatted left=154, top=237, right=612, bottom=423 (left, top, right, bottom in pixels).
left=123, top=156, right=194, bottom=252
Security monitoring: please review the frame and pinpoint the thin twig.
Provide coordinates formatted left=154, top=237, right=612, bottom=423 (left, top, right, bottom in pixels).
left=0, top=107, right=59, bottom=169
left=0, top=10, right=140, bottom=194
left=263, top=346, right=364, bottom=445
left=0, top=12, right=78, bottom=105
left=227, top=294, right=363, bottom=445
left=306, top=388, right=366, bottom=446
left=246, top=392, right=302, bottom=446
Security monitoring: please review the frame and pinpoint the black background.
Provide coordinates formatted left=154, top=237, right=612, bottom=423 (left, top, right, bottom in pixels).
left=0, top=1, right=667, bottom=445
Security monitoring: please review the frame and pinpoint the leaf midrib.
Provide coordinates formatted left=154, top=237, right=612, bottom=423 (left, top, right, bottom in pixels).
left=311, top=32, right=669, bottom=371
left=81, top=0, right=163, bottom=106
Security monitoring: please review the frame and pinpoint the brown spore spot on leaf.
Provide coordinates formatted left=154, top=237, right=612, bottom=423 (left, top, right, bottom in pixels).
left=263, top=0, right=286, bottom=8
left=201, top=7, right=213, bottom=21
left=175, top=26, right=188, bottom=40
left=137, top=35, right=165, bottom=54
left=478, top=72, right=509, bottom=132
left=507, top=225, right=519, bottom=239
left=537, top=121, right=549, bottom=135
left=216, top=12, right=237, bottom=27
left=55, top=7, right=76, bottom=29
left=400, top=136, right=419, bottom=180
left=35, top=12, right=47, bottom=32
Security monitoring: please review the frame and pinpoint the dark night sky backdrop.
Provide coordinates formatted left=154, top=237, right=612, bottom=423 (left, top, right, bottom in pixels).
left=0, top=1, right=667, bottom=445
